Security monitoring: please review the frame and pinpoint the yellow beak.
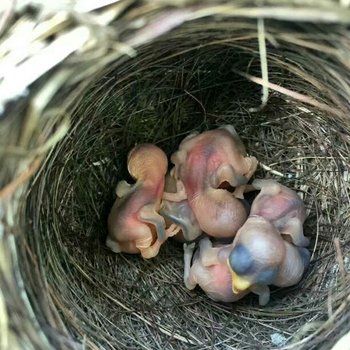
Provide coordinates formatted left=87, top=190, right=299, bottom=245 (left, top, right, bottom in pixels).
left=227, top=259, right=252, bottom=294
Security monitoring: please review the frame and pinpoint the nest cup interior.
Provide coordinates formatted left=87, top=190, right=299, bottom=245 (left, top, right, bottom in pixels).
left=22, top=18, right=350, bottom=349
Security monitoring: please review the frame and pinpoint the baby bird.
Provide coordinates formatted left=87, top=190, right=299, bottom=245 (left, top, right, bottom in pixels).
left=184, top=237, right=248, bottom=302
left=163, top=125, right=257, bottom=238
left=160, top=169, right=202, bottom=242
left=249, top=179, right=309, bottom=247
left=107, top=143, right=176, bottom=259
left=227, top=216, right=310, bottom=305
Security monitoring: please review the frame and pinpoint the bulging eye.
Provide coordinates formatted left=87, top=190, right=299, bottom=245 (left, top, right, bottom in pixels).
left=298, top=247, right=311, bottom=269
left=228, top=244, right=253, bottom=274
left=255, top=268, right=278, bottom=285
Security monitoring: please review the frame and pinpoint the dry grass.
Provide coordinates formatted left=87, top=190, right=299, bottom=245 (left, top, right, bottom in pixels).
left=1, top=1, right=350, bottom=350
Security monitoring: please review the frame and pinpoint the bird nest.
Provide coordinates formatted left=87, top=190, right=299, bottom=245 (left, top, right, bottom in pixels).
left=1, top=1, right=350, bottom=349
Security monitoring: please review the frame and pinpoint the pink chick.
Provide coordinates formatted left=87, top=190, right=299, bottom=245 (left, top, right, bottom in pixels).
left=106, top=143, right=174, bottom=259
left=163, top=125, right=257, bottom=238
left=184, top=237, right=248, bottom=303
left=228, top=216, right=310, bottom=305
left=249, top=179, right=309, bottom=247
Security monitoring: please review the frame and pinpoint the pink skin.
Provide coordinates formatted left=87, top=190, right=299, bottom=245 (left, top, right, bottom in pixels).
left=225, top=179, right=309, bottom=304
left=249, top=179, right=309, bottom=247
left=163, top=125, right=257, bottom=238
left=107, top=144, right=178, bottom=259
left=184, top=237, right=248, bottom=302
left=228, top=216, right=310, bottom=305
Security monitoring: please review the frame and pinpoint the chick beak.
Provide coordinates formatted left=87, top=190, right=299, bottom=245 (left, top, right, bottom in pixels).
left=227, top=259, right=252, bottom=294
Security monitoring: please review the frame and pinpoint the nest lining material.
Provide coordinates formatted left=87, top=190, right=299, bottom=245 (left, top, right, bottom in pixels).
left=1, top=1, right=350, bottom=350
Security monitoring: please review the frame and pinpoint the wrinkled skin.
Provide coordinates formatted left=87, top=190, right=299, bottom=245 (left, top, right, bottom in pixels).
left=107, top=144, right=177, bottom=259
left=227, top=216, right=310, bottom=305
left=163, top=125, right=257, bottom=238
left=160, top=170, right=202, bottom=242
left=184, top=237, right=248, bottom=302
left=249, top=179, right=309, bottom=247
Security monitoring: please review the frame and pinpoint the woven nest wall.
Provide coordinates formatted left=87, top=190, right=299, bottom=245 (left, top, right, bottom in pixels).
left=1, top=1, right=350, bottom=349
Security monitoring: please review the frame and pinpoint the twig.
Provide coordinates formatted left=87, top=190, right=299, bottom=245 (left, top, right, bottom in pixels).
left=334, top=238, right=346, bottom=289
left=233, top=70, right=345, bottom=118
left=250, top=17, right=269, bottom=112
left=259, top=162, right=284, bottom=177
left=0, top=157, right=42, bottom=199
